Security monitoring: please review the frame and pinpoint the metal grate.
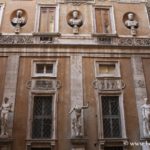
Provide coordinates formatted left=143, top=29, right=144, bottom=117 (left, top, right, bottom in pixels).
left=102, top=96, right=121, bottom=138
left=32, top=96, right=53, bottom=139
left=104, top=147, right=123, bottom=150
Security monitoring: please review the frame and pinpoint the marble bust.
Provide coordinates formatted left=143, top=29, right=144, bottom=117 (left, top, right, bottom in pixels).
left=11, top=10, right=26, bottom=34
left=68, top=10, right=83, bottom=34
left=125, top=13, right=138, bottom=36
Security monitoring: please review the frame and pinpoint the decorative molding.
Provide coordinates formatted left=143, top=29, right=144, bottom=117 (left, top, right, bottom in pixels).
left=0, top=35, right=150, bottom=47
left=27, top=79, right=61, bottom=91
left=93, top=78, right=125, bottom=91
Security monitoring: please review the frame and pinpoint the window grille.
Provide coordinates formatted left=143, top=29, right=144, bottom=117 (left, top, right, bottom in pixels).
left=102, top=96, right=121, bottom=138
left=32, top=96, right=53, bottom=139
left=104, top=147, right=123, bottom=150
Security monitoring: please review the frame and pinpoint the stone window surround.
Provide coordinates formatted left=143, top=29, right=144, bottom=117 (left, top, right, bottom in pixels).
left=26, top=92, right=58, bottom=149
left=93, top=5, right=116, bottom=35
left=34, top=4, right=59, bottom=33
left=97, top=92, right=127, bottom=141
left=32, top=59, right=58, bottom=78
left=95, top=61, right=121, bottom=78
left=0, top=3, right=5, bottom=29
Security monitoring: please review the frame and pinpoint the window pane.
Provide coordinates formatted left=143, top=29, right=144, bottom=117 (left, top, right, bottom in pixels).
left=39, top=8, right=55, bottom=32
left=45, top=64, right=53, bottom=74
left=32, top=96, right=53, bottom=139
left=95, top=8, right=112, bottom=33
left=102, top=96, right=121, bottom=138
left=99, top=64, right=115, bottom=74
left=36, top=64, right=44, bottom=73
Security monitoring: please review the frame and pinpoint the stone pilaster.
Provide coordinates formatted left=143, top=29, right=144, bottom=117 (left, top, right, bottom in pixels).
left=70, top=55, right=87, bottom=150
left=131, top=56, right=149, bottom=150
left=2, top=55, right=20, bottom=136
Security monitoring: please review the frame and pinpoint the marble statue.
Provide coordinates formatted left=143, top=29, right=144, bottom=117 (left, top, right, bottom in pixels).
left=11, top=10, right=26, bottom=34
left=141, top=97, right=150, bottom=137
left=0, top=97, right=12, bottom=136
left=125, top=13, right=138, bottom=36
left=69, top=103, right=89, bottom=137
left=68, top=10, right=83, bottom=34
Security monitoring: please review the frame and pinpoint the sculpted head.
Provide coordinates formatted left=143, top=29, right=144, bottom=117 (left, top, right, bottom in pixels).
left=128, top=13, right=134, bottom=21
left=16, top=10, right=23, bottom=18
left=72, top=10, right=79, bottom=19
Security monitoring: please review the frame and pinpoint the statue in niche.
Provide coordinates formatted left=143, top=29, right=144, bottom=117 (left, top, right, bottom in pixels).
left=141, top=97, right=150, bottom=138
left=69, top=103, right=89, bottom=137
left=68, top=10, right=83, bottom=34
left=0, top=97, right=12, bottom=137
left=125, top=13, right=138, bottom=36
left=11, top=10, right=26, bottom=34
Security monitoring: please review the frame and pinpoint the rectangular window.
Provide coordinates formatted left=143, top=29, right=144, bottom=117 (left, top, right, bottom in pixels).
left=101, top=96, right=121, bottom=138
left=95, top=8, right=112, bottom=34
left=39, top=7, right=55, bottom=33
left=32, top=96, right=53, bottom=139
left=95, top=61, right=120, bottom=78
left=33, top=60, right=57, bottom=77
left=104, top=147, right=123, bottom=150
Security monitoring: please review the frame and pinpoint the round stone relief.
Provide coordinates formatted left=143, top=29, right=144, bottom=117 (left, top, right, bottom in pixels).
left=123, top=12, right=138, bottom=36
left=67, top=10, right=83, bottom=34
left=10, top=9, right=27, bottom=34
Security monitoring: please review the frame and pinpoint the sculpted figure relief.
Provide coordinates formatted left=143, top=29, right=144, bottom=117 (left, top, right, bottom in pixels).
left=0, top=97, right=12, bottom=137
left=69, top=103, right=89, bottom=137
left=68, top=10, right=83, bottom=34
left=11, top=10, right=26, bottom=34
left=141, top=98, right=150, bottom=138
left=125, top=13, right=138, bottom=36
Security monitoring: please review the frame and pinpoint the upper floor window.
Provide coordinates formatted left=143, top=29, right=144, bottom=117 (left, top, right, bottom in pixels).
left=32, top=96, right=53, bottom=139
left=95, top=61, right=120, bottom=78
left=32, top=60, right=58, bottom=77
left=39, top=7, right=55, bottom=33
left=94, top=6, right=116, bottom=34
left=35, top=5, right=59, bottom=33
left=101, top=96, right=121, bottom=138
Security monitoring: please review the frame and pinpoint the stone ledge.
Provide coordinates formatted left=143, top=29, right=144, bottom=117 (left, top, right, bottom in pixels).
left=70, top=137, right=88, bottom=145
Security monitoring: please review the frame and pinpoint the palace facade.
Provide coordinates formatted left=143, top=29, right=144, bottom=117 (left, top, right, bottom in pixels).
left=0, top=0, right=150, bottom=150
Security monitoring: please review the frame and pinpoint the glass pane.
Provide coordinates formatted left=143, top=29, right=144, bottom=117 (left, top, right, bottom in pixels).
left=101, top=96, right=121, bottom=138
left=103, top=118, right=111, bottom=137
left=39, top=8, right=48, bottom=32
left=45, top=64, right=53, bottom=74
left=36, top=64, right=44, bottom=74
left=99, top=64, right=115, bottom=74
left=32, top=96, right=53, bottom=139
left=95, top=8, right=112, bottom=33
left=48, top=11, right=55, bottom=32
left=39, top=8, right=55, bottom=33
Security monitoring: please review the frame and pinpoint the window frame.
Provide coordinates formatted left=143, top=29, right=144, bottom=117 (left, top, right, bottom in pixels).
left=93, top=5, right=116, bottom=35
left=95, top=61, right=120, bottom=78
left=27, top=93, right=57, bottom=140
left=32, top=60, right=58, bottom=78
left=32, top=95, right=54, bottom=139
left=97, top=93, right=127, bottom=140
left=34, top=4, right=59, bottom=33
